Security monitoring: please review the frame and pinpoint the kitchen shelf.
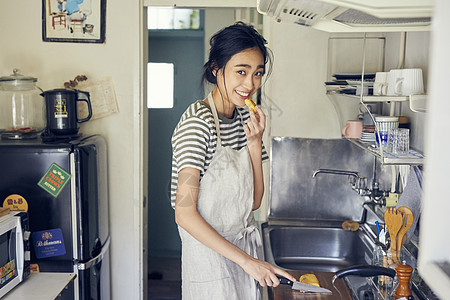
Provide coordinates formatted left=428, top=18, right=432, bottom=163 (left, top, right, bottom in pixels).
left=347, top=138, right=424, bottom=165
left=362, top=95, right=409, bottom=102
left=326, top=91, right=409, bottom=103
left=327, top=90, right=428, bottom=112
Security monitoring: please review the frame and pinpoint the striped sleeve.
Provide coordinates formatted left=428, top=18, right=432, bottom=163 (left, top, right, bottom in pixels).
left=262, top=143, right=269, bottom=162
left=172, top=115, right=210, bottom=173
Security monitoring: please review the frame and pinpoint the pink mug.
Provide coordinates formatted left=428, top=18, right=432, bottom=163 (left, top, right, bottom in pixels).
left=342, top=120, right=363, bottom=139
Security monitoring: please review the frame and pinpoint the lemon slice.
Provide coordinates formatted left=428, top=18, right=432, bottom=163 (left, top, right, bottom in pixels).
left=298, top=274, right=320, bottom=293
left=245, top=98, right=257, bottom=114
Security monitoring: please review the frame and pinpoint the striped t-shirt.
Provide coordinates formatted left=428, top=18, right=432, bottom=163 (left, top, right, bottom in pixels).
left=170, top=100, right=269, bottom=207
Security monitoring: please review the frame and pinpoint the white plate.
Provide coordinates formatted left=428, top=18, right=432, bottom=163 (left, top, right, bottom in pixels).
left=346, top=80, right=374, bottom=86
left=361, top=137, right=376, bottom=141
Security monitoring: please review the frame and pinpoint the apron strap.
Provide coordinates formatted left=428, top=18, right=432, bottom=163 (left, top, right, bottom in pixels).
left=208, top=92, right=222, bottom=148
left=233, top=225, right=263, bottom=255
left=208, top=92, right=246, bottom=149
left=233, top=225, right=263, bottom=299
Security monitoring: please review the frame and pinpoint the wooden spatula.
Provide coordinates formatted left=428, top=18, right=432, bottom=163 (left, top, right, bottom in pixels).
left=384, top=207, right=403, bottom=264
left=396, top=206, right=414, bottom=263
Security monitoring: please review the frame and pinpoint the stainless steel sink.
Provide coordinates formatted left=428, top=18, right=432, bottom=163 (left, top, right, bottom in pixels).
left=262, top=223, right=376, bottom=272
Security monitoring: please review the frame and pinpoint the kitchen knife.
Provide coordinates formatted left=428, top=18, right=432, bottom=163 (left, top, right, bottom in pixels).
left=276, top=275, right=332, bottom=294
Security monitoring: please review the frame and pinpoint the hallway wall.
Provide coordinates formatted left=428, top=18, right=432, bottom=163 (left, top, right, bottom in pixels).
left=0, top=1, right=145, bottom=299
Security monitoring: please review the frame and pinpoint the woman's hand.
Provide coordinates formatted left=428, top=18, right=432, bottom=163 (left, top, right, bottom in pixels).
left=240, top=256, right=297, bottom=287
left=244, top=105, right=266, bottom=148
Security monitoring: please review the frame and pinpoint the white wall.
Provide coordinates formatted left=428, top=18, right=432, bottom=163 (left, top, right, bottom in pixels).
left=0, top=1, right=145, bottom=299
left=385, top=32, right=430, bottom=152
left=204, top=8, right=236, bottom=67
left=263, top=25, right=384, bottom=139
left=201, top=8, right=237, bottom=98
left=264, top=21, right=341, bottom=139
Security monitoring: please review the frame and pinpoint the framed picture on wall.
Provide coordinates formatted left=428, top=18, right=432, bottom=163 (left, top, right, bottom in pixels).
left=42, top=0, right=106, bottom=43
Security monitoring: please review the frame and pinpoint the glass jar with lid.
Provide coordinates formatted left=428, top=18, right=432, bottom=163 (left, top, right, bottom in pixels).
left=0, top=69, right=45, bottom=139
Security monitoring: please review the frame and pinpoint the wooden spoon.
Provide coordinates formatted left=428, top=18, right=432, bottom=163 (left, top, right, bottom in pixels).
left=384, top=207, right=403, bottom=264
left=396, top=206, right=414, bottom=263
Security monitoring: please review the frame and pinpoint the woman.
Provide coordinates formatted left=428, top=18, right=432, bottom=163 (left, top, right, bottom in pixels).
left=170, top=22, right=296, bottom=299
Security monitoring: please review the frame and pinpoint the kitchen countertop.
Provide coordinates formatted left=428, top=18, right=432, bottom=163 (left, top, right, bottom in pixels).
left=3, top=272, right=76, bottom=299
left=271, top=271, right=352, bottom=300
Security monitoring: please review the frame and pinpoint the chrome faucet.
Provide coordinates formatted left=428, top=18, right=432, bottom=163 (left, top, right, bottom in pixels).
left=312, top=168, right=387, bottom=205
left=312, top=169, right=359, bottom=179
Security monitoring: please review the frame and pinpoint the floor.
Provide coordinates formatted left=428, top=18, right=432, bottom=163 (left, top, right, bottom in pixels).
left=148, top=256, right=182, bottom=300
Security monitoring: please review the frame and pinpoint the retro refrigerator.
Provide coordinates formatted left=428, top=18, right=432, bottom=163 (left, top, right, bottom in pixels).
left=0, top=135, right=110, bottom=300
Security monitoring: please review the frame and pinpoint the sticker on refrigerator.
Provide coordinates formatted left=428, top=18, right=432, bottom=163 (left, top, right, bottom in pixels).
left=30, top=264, right=40, bottom=273
left=37, top=163, right=71, bottom=197
left=32, top=228, right=66, bottom=259
left=2, top=194, right=29, bottom=212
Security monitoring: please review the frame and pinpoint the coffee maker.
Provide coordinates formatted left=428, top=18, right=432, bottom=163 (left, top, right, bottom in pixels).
left=41, top=89, right=92, bottom=142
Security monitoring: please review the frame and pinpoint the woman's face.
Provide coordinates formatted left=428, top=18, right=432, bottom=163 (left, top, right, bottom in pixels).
left=214, top=47, right=265, bottom=107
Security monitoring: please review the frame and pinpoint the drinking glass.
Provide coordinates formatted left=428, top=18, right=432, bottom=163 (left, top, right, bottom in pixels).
left=388, top=128, right=410, bottom=155
left=375, top=116, right=399, bottom=148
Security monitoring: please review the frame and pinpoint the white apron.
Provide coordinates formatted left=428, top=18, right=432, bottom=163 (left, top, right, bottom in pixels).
left=178, top=93, right=263, bottom=300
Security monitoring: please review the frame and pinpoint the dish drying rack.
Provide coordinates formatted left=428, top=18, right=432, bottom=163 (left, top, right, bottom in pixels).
left=346, top=138, right=424, bottom=165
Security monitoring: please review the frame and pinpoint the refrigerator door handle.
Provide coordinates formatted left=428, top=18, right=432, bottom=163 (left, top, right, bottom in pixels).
left=77, top=236, right=110, bottom=271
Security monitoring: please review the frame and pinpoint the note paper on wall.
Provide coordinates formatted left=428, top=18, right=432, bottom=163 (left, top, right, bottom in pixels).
left=77, top=77, right=119, bottom=120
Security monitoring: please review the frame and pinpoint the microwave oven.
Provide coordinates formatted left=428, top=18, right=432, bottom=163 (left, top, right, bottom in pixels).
left=0, top=212, right=30, bottom=298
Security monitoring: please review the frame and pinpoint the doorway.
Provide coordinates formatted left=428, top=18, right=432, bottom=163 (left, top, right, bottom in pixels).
left=147, top=9, right=205, bottom=258
left=147, top=8, right=205, bottom=300
left=145, top=6, right=250, bottom=299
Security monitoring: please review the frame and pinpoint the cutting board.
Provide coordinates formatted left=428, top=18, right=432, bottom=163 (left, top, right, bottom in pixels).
left=273, top=271, right=352, bottom=300
left=0, top=206, right=10, bottom=218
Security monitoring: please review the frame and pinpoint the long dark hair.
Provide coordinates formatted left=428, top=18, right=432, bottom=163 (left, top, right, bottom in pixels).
left=202, top=21, right=273, bottom=85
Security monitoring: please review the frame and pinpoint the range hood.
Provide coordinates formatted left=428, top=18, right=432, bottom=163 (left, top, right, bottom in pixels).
left=257, top=0, right=433, bottom=32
